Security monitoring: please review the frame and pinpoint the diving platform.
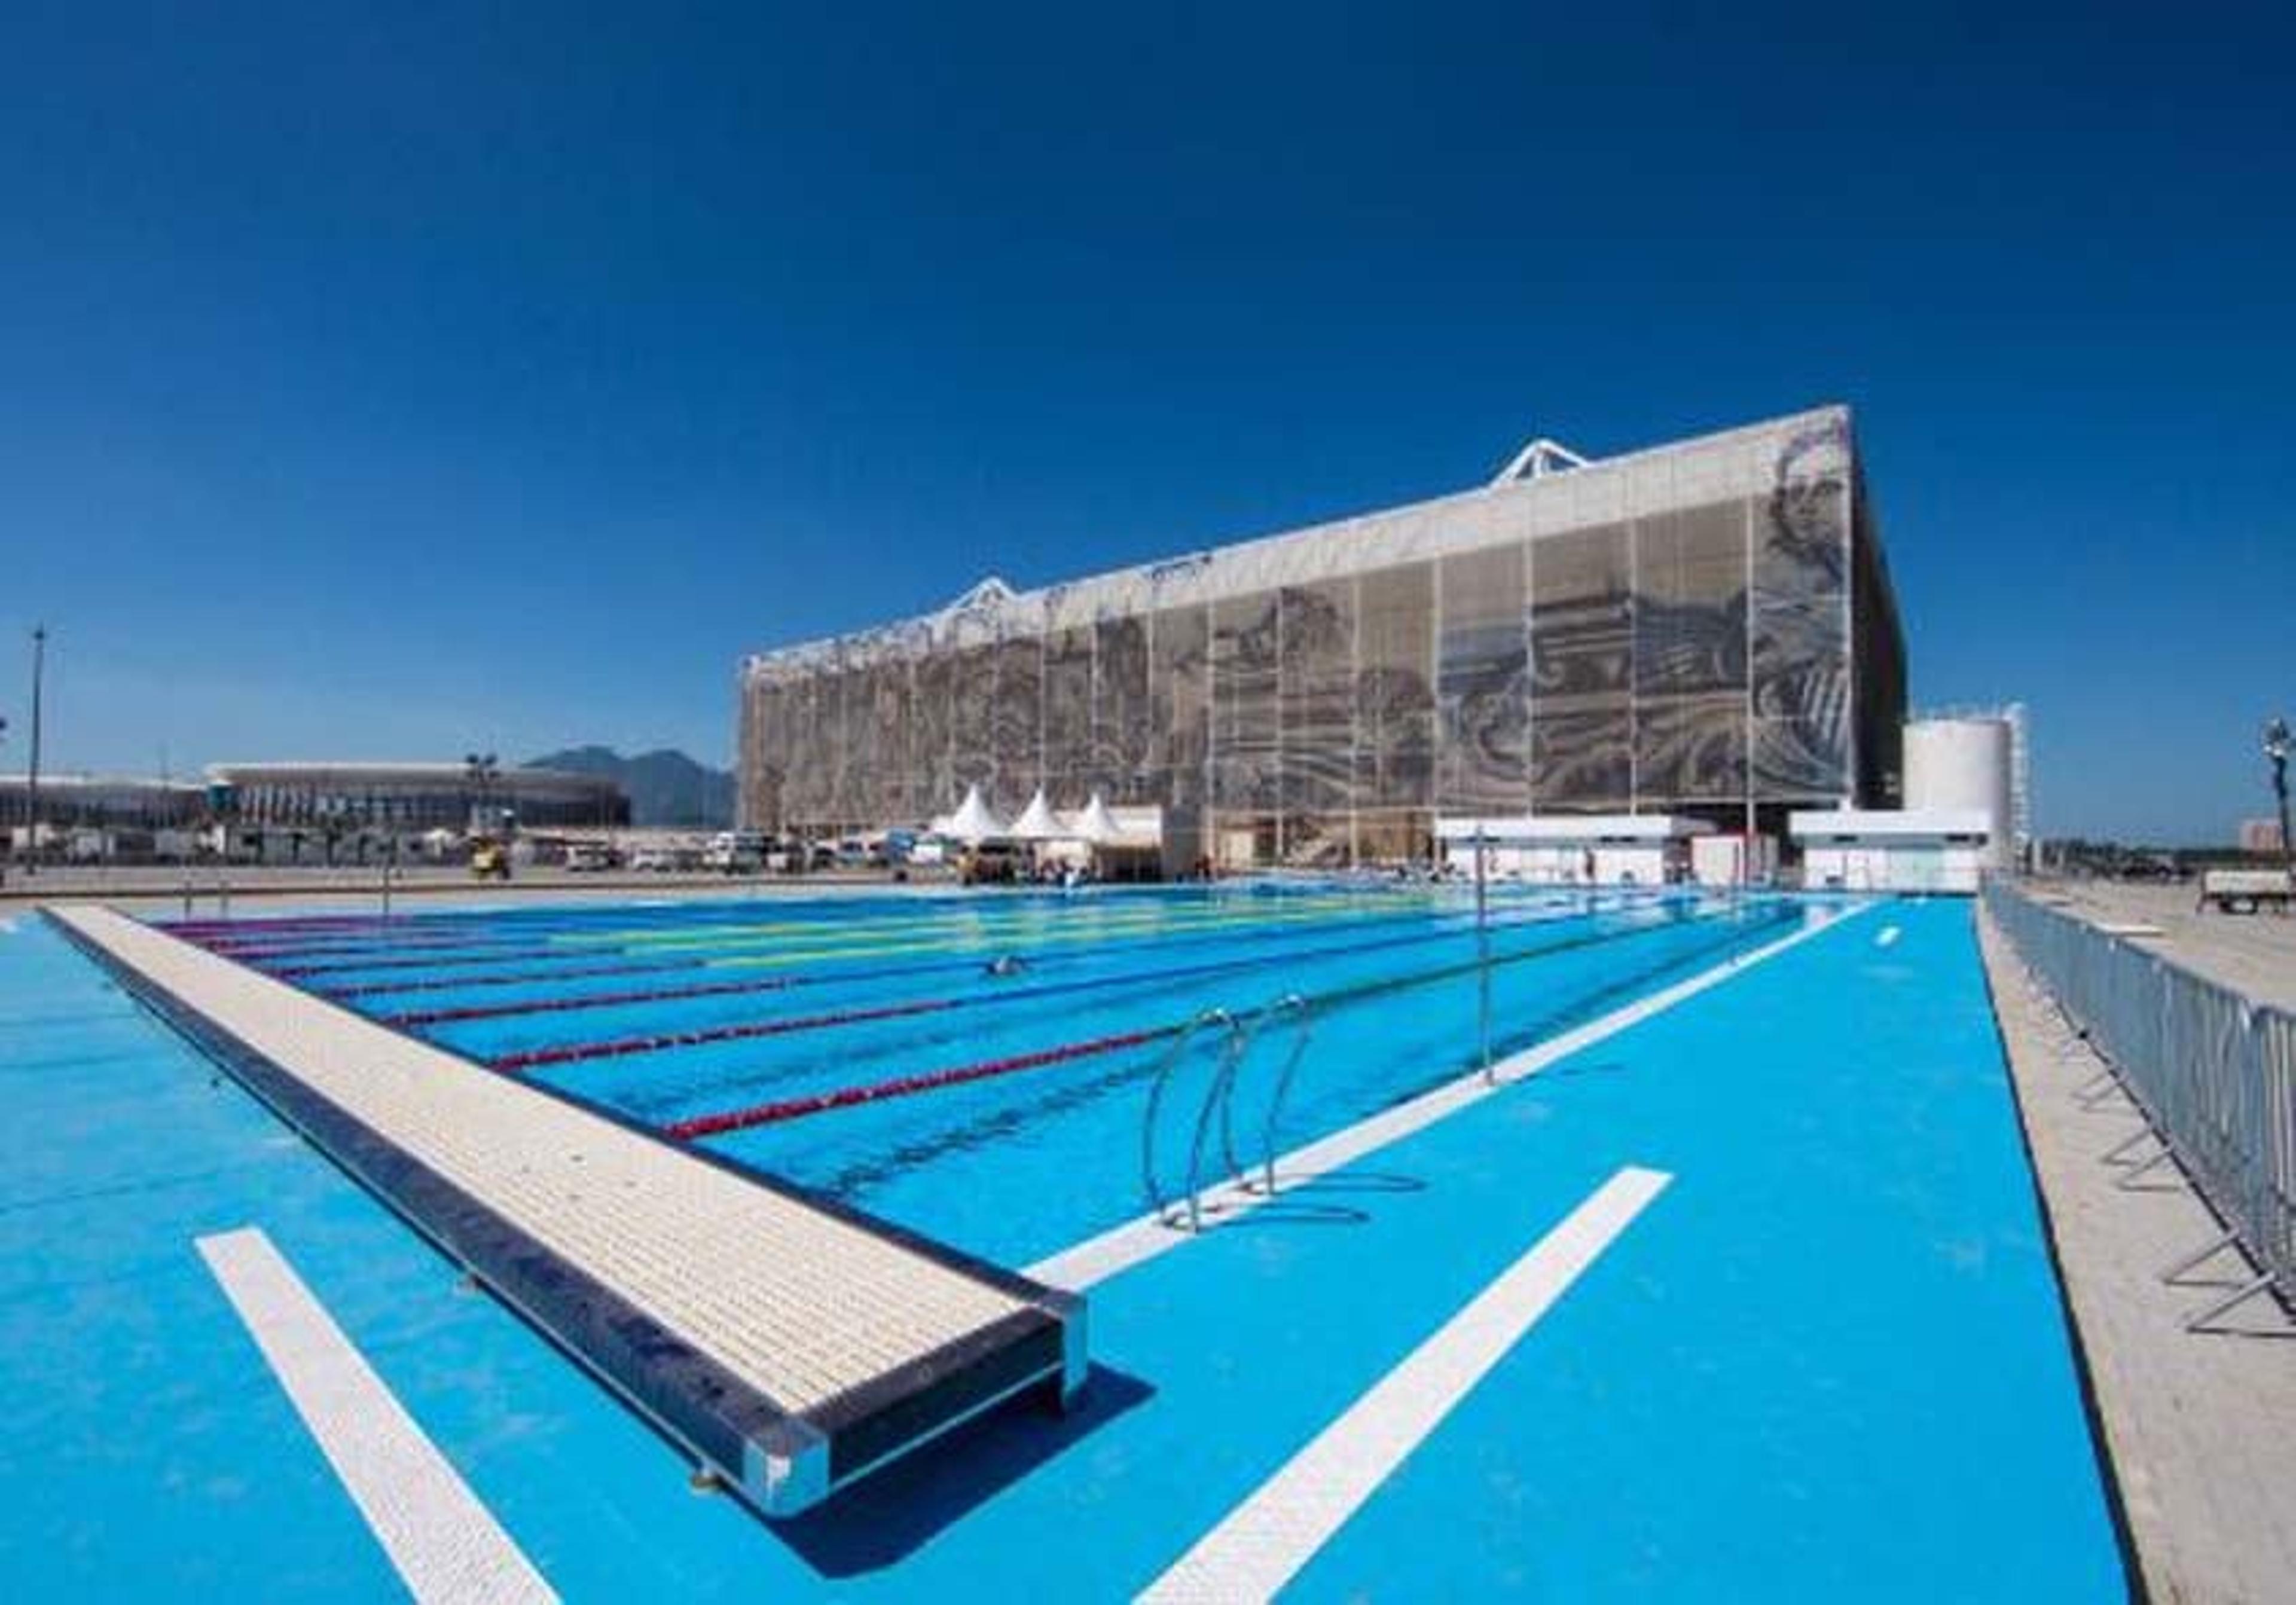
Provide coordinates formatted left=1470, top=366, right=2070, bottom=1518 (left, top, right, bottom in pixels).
left=47, top=905, right=1085, bottom=1519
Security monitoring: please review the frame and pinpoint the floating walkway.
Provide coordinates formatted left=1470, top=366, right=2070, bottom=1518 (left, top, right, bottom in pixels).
left=47, top=905, right=1085, bottom=1519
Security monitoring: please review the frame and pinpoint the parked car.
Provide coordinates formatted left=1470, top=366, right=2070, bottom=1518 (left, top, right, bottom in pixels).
left=563, top=841, right=619, bottom=872
left=703, top=830, right=767, bottom=874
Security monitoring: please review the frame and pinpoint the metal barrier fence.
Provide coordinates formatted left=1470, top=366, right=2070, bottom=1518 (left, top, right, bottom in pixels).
left=1983, top=879, right=2296, bottom=1328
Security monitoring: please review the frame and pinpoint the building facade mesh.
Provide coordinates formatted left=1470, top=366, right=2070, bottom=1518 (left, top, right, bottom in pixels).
left=740, top=406, right=1904, bottom=864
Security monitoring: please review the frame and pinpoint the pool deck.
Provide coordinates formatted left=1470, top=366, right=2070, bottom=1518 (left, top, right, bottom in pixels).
left=45, top=904, right=1084, bottom=1520
left=1979, top=907, right=2296, bottom=1604
left=2028, top=878, right=2296, bottom=1012
left=0, top=894, right=2131, bottom=1599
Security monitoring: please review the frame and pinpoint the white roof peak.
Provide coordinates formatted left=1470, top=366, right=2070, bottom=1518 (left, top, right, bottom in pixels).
left=1490, top=436, right=1590, bottom=486
left=940, top=576, right=1018, bottom=615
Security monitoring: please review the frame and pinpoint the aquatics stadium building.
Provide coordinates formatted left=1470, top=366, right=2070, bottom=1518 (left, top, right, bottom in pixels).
left=737, top=405, right=1906, bottom=868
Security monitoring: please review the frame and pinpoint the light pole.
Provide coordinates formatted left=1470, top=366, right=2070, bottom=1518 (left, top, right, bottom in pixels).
left=25, top=626, right=45, bottom=877
left=1474, top=823, right=1494, bottom=1081
left=463, top=751, right=499, bottom=836
left=2266, top=718, right=2294, bottom=883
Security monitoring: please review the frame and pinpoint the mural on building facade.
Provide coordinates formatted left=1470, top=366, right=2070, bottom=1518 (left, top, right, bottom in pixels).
left=743, top=422, right=1873, bottom=846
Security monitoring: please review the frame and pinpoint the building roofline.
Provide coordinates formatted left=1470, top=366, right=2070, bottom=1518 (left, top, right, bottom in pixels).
left=202, top=762, right=622, bottom=787
left=745, top=403, right=1852, bottom=674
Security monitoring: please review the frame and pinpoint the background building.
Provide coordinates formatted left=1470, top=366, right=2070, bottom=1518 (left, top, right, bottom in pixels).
left=2, top=774, right=205, bottom=862
left=739, top=405, right=1906, bottom=867
left=207, top=761, right=629, bottom=831
left=204, top=761, right=629, bottom=863
left=2, top=762, right=631, bottom=867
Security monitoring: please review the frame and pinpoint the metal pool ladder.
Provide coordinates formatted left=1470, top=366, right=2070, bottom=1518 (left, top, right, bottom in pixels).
left=1141, top=995, right=1314, bottom=1232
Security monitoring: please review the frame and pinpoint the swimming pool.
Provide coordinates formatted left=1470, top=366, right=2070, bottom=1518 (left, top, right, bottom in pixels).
left=162, top=883, right=1797, bottom=1265
left=1, top=888, right=2132, bottom=1598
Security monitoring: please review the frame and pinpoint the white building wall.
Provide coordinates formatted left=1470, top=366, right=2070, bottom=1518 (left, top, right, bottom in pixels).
left=1689, top=833, right=1778, bottom=888
left=1441, top=840, right=1677, bottom=884
left=1800, top=840, right=1986, bottom=894
left=1904, top=718, right=2015, bottom=871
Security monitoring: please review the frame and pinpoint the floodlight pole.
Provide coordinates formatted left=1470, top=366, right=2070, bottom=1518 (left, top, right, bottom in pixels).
left=25, top=626, right=45, bottom=878
left=1474, top=825, right=1494, bottom=1081
left=2266, top=718, right=2294, bottom=885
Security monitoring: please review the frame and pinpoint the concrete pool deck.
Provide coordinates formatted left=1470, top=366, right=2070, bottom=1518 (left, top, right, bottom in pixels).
left=2028, top=877, right=2296, bottom=1013
left=1980, top=907, right=2296, bottom=1604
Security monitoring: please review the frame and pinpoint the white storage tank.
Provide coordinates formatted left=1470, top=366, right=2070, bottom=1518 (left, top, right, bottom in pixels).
left=1903, top=717, right=2015, bottom=870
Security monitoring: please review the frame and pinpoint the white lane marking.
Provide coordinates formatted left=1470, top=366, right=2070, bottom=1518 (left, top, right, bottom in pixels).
left=196, top=1228, right=556, bottom=1604
left=1030, top=902, right=1867, bottom=1291
left=1139, top=1166, right=1672, bottom=1602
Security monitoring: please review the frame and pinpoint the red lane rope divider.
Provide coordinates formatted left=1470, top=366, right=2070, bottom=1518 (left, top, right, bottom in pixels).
left=390, top=898, right=1471, bottom=1028
left=657, top=899, right=1783, bottom=1145
left=271, top=946, right=566, bottom=979
left=476, top=906, right=1569, bottom=1069
left=491, top=995, right=964, bottom=1071
left=322, top=959, right=698, bottom=1000
left=389, top=972, right=804, bottom=1027
left=663, top=1026, right=1173, bottom=1140
left=203, top=934, right=537, bottom=962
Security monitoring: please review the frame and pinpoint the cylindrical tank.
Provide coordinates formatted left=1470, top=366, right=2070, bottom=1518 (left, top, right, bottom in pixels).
left=1903, top=717, right=2015, bottom=869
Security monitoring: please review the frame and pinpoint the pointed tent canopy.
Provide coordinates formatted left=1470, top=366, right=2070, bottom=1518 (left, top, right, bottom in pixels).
left=1009, top=787, right=1063, bottom=841
left=938, top=784, right=1009, bottom=845
left=1075, top=793, right=1135, bottom=845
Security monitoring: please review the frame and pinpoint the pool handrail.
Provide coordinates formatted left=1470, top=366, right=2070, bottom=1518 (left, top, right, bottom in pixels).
left=1141, top=1007, right=1235, bottom=1229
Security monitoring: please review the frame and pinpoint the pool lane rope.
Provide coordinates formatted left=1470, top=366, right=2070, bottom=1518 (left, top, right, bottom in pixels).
left=259, top=887, right=1417, bottom=980
left=480, top=904, right=1622, bottom=1071
left=660, top=900, right=1794, bottom=1141
left=665, top=1027, right=1177, bottom=1139
left=320, top=892, right=1519, bottom=1004
left=384, top=894, right=1561, bottom=1028
left=322, top=958, right=701, bottom=1001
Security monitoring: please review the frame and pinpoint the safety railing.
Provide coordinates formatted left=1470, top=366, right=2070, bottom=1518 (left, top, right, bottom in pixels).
left=1984, top=878, right=2296, bottom=1329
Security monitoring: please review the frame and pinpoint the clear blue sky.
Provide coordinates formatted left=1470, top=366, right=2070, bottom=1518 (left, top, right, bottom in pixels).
left=1, top=4, right=2288, bottom=842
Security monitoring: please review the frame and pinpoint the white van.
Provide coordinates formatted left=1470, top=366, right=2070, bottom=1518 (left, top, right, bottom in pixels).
left=703, top=830, right=767, bottom=874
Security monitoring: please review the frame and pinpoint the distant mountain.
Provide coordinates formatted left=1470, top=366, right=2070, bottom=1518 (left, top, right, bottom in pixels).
left=526, top=746, right=735, bottom=828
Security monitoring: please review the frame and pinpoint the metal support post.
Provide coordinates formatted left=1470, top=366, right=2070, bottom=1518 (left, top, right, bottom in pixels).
left=1475, top=827, right=1494, bottom=1081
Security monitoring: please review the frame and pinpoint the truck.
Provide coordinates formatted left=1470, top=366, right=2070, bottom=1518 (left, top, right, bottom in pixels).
left=2197, top=867, right=2294, bottom=914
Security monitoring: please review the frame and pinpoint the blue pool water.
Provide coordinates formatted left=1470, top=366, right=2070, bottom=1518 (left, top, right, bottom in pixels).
left=0, top=891, right=2131, bottom=1598
left=171, top=884, right=1799, bottom=1264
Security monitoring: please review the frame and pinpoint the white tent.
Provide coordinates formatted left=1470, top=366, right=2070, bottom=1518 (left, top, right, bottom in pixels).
left=1075, top=793, right=1139, bottom=845
left=1009, top=787, right=1063, bottom=842
left=935, top=784, right=1008, bottom=845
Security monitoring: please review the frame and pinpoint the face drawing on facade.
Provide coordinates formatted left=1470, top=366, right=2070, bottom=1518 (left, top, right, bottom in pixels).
left=1770, top=423, right=1850, bottom=586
